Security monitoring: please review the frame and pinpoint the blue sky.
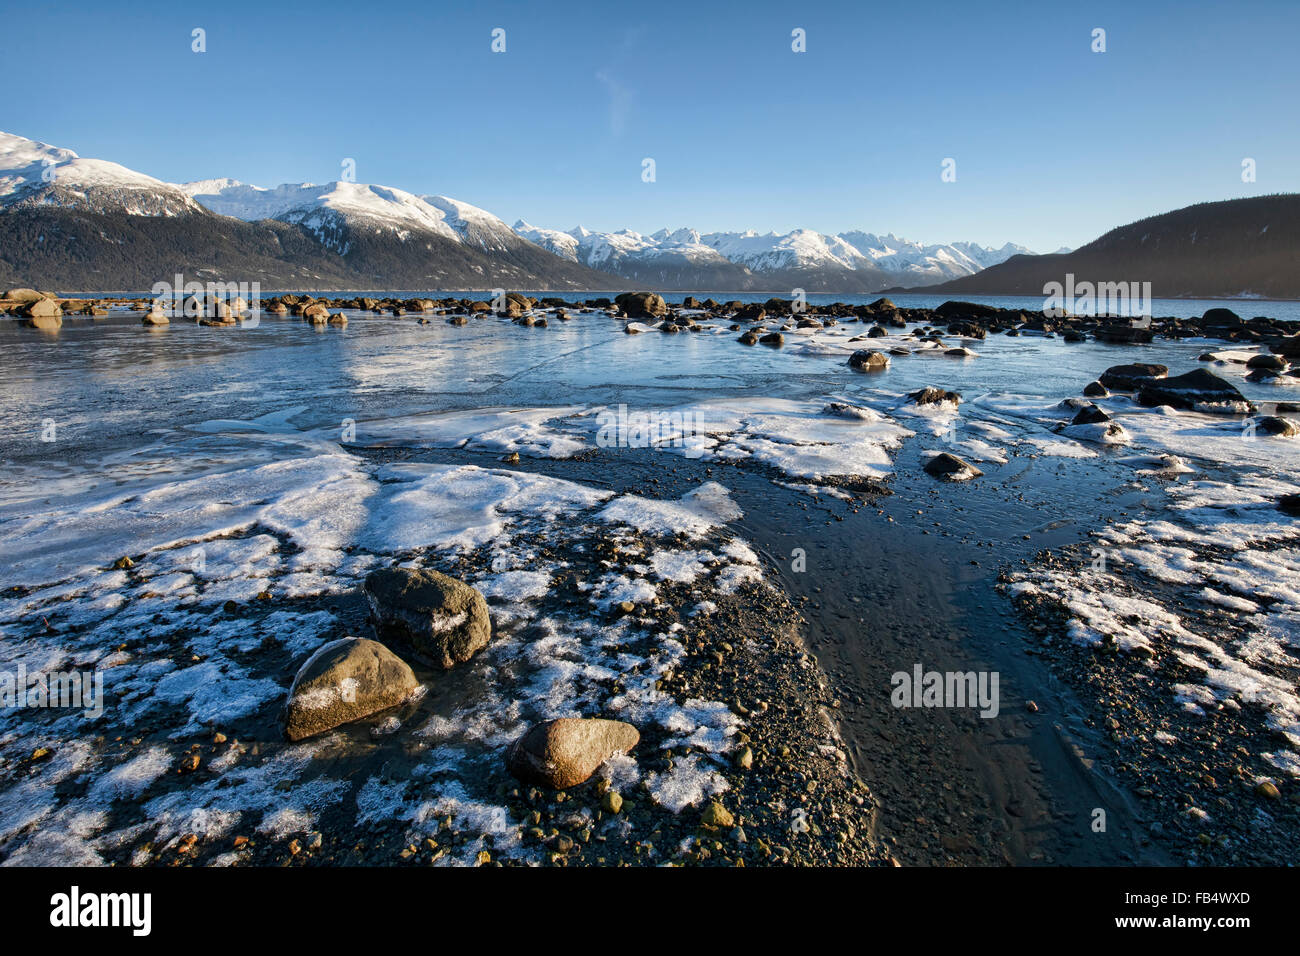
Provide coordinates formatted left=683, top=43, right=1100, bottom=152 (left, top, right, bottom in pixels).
left=5, top=0, right=1297, bottom=250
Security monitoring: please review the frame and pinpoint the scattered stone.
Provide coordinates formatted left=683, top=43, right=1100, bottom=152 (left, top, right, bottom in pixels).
left=505, top=717, right=639, bottom=789
left=364, top=567, right=492, bottom=669
left=907, top=387, right=960, bottom=406
left=282, top=636, right=421, bottom=741
left=923, top=453, right=982, bottom=481
left=701, top=802, right=734, bottom=828
left=848, top=349, right=889, bottom=371
left=601, top=790, right=624, bottom=814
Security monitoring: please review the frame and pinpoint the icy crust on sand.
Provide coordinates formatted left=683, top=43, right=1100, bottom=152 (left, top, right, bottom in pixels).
left=1008, top=464, right=1300, bottom=777
left=0, top=447, right=768, bottom=865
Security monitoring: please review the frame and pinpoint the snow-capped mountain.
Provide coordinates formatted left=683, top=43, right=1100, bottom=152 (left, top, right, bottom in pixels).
left=0, top=128, right=1041, bottom=293
left=0, top=131, right=200, bottom=217
left=510, top=221, right=1036, bottom=289
left=0, top=130, right=612, bottom=290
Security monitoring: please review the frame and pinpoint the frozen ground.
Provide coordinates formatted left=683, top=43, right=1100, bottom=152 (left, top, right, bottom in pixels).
left=0, top=304, right=1297, bottom=864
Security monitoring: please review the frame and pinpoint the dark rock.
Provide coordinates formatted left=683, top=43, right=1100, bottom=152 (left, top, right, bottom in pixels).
left=907, top=387, right=960, bottom=406
left=924, top=453, right=982, bottom=481
left=1099, top=363, right=1168, bottom=391
left=363, top=568, right=491, bottom=669
left=849, top=349, right=889, bottom=370
left=1136, top=369, right=1254, bottom=414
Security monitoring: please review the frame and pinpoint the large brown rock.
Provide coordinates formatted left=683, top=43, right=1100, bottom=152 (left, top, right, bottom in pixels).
left=18, top=297, right=62, bottom=329
left=364, top=567, right=491, bottom=669
left=614, top=292, right=668, bottom=318
left=282, top=637, right=420, bottom=741
left=505, top=718, right=640, bottom=789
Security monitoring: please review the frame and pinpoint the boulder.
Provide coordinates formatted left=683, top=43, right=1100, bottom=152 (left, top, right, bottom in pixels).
left=19, top=296, right=62, bottom=329
left=924, top=452, right=982, bottom=481
left=907, top=387, right=960, bottom=406
left=282, top=637, right=420, bottom=741
left=849, top=349, right=889, bottom=370
left=3, top=288, right=45, bottom=304
left=614, top=292, right=667, bottom=318
left=1099, top=363, right=1167, bottom=391
left=737, top=331, right=759, bottom=345
left=1255, top=416, right=1299, bottom=438
left=759, top=331, right=784, bottom=347
left=364, top=567, right=491, bottom=669
left=1136, top=369, right=1254, bottom=414
left=1082, top=381, right=1109, bottom=398
left=141, top=309, right=169, bottom=326
left=1202, top=307, right=1242, bottom=328
left=1280, top=494, right=1300, bottom=517
left=1071, top=404, right=1111, bottom=425
left=302, top=303, right=330, bottom=323
left=505, top=717, right=639, bottom=789
left=1247, top=353, right=1288, bottom=371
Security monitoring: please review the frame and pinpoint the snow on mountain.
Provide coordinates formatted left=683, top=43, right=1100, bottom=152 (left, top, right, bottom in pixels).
left=513, top=220, right=580, bottom=261
left=0, top=131, right=200, bottom=217
left=181, top=178, right=530, bottom=254
left=703, top=229, right=868, bottom=272
left=510, top=220, right=1036, bottom=285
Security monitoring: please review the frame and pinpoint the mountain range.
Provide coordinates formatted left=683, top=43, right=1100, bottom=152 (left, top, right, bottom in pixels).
left=0, top=131, right=1034, bottom=292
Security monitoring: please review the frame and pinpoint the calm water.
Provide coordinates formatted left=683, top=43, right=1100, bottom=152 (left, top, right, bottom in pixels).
left=2, top=301, right=1296, bottom=495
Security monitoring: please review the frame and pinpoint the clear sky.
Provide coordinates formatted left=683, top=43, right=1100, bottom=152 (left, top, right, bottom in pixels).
left=4, top=0, right=1297, bottom=251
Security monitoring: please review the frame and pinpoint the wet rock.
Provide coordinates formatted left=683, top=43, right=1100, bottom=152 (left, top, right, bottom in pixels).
left=614, top=292, right=667, bottom=318
left=737, top=331, right=759, bottom=345
left=1255, top=416, right=1299, bottom=437
left=1082, top=381, right=1108, bottom=398
left=282, top=637, right=420, bottom=741
left=1099, top=363, right=1168, bottom=391
left=302, top=303, right=330, bottom=324
left=1247, top=353, right=1287, bottom=371
left=505, top=718, right=639, bottom=789
left=1136, top=368, right=1254, bottom=414
left=907, top=387, right=960, bottom=406
left=141, top=308, right=169, bottom=326
left=944, top=346, right=978, bottom=357
left=18, top=297, right=62, bottom=329
left=364, top=567, right=492, bottom=669
left=1202, top=307, right=1242, bottom=328
left=1071, top=404, right=1111, bottom=426
left=923, top=452, right=982, bottom=481
left=848, top=349, right=889, bottom=370
left=1280, top=494, right=1300, bottom=517
left=759, top=331, right=784, bottom=347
